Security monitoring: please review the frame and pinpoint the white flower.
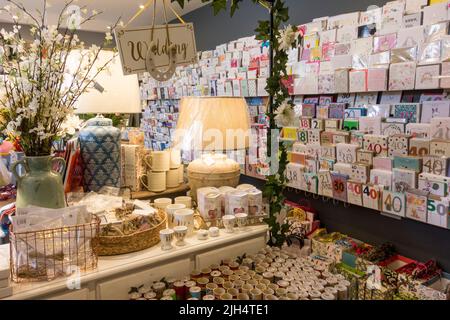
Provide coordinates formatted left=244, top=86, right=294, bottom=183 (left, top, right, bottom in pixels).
left=278, top=25, right=297, bottom=52
left=105, top=32, right=113, bottom=42
left=60, top=114, right=83, bottom=136
left=274, top=101, right=296, bottom=127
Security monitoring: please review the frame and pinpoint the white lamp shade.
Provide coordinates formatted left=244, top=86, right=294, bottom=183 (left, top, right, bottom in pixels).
left=73, top=50, right=141, bottom=114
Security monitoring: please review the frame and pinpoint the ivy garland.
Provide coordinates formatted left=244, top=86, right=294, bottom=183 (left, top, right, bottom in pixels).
left=174, top=0, right=301, bottom=247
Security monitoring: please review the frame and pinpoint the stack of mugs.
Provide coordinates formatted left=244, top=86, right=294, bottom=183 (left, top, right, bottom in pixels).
left=139, top=149, right=184, bottom=192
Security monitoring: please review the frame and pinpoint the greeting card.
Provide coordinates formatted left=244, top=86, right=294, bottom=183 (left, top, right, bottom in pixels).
left=421, top=101, right=450, bottom=123
left=423, top=2, right=448, bottom=25
left=373, top=157, right=393, bottom=171
left=334, top=70, right=349, bottom=93
left=355, top=92, right=378, bottom=107
left=322, top=42, right=335, bottom=61
left=390, top=47, right=418, bottom=63
left=349, top=70, right=368, bottom=92
left=396, top=26, right=424, bottom=48
left=389, top=62, right=416, bottom=90
left=331, top=55, right=352, bottom=70
left=304, top=33, right=320, bottom=49
left=380, top=91, right=402, bottom=104
left=319, top=95, right=333, bottom=106
left=418, top=41, right=442, bottom=65
left=336, top=26, right=358, bottom=43
left=430, top=117, right=450, bottom=140
left=318, top=74, right=335, bottom=94
left=382, top=1, right=405, bottom=30
left=337, top=93, right=356, bottom=106
left=367, top=105, right=391, bottom=118
left=424, top=22, right=448, bottom=43
left=360, top=7, right=382, bottom=25
left=334, top=43, right=351, bottom=56
left=368, top=68, right=388, bottom=91
left=351, top=38, right=374, bottom=55
left=319, top=61, right=334, bottom=75
left=427, top=196, right=449, bottom=228
left=374, top=33, right=397, bottom=53
left=440, top=62, right=450, bottom=88
left=320, top=29, right=337, bottom=45
left=370, top=169, right=393, bottom=188
left=382, top=190, right=406, bottom=217
left=393, top=103, right=421, bottom=123
left=369, top=51, right=391, bottom=69
left=359, top=117, right=382, bottom=134
left=409, top=138, right=430, bottom=156
left=415, top=64, right=441, bottom=89
left=363, top=134, right=388, bottom=156
left=405, top=0, right=427, bottom=15
left=405, top=190, right=427, bottom=222
left=382, top=122, right=406, bottom=136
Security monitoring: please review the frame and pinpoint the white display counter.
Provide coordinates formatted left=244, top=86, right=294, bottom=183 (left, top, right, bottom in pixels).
left=4, top=225, right=268, bottom=300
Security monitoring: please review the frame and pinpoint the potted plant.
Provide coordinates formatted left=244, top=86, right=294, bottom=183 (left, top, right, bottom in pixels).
left=0, top=0, right=119, bottom=208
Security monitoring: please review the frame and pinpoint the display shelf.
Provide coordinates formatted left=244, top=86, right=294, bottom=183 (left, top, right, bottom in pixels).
left=131, top=183, right=190, bottom=200
left=4, top=225, right=268, bottom=300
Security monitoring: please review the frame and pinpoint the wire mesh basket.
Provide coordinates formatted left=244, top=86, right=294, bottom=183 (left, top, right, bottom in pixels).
left=9, top=215, right=100, bottom=282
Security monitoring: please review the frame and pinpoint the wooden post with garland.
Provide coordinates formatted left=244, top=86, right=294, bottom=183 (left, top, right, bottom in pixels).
left=174, top=0, right=300, bottom=247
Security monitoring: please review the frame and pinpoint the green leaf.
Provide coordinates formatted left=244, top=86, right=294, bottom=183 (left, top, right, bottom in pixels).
left=211, top=0, right=227, bottom=15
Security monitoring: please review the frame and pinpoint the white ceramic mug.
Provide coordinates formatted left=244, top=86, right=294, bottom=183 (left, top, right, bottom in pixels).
left=235, top=213, right=248, bottom=229
left=175, top=196, right=192, bottom=209
left=169, top=148, right=181, bottom=169
left=166, top=203, right=186, bottom=227
left=140, top=171, right=166, bottom=192
left=222, top=215, right=236, bottom=233
left=145, top=150, right=170, bottom=172
left=159, top=229, right=174, bottom=251
left=173, top=225, right=188, bottom=246
left=166, top=168, right=180, bottom=188
left=153, top=198, right=172, bottom=210
left=174, top=208, right=195, bottom=236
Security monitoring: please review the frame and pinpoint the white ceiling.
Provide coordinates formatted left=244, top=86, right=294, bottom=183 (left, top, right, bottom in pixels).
left=0, top=0, right=209, bottom=32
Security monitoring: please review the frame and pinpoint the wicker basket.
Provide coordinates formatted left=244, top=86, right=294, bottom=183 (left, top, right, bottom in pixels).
left=97, top=210, right=167, bottom=256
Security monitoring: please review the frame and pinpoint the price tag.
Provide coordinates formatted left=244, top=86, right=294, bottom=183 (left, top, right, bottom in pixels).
left=427, top=197, right=450, bottom=229
left=362, top=184, right=382, bottom=210
left=382, top=190, right=406, bottom=217
left=388, top=134, right=410, bottom=158
left=422, top=156, right=448, bottom=176
left=331, top=172, right=348, bottom=202
left=406, top=190, right=428, bottom=223
left=347, top=181, right=363, bottom=206
left=409, top=138, right=430, bottom=157
left=336, top=143, right=359, bottom=163
left=318, top=170, right=334, bottom=197
left=363, top=134, right=388, bottom=157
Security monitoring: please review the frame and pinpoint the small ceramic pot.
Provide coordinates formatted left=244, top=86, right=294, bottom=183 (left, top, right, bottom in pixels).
left=222, top=215, right=236, bottom=233
left=173, top=225, right=188, bottom=246
left=250, top=288, right=262, bottom=300
left=159, top=229, right=174, bottom=251
left=235, top=212, right=248, bottom=229
left=220, top=293, right=233, bottom=300
left=209, top=227, right=220, bottom=237
left=197, top=229, right=209, bottom=240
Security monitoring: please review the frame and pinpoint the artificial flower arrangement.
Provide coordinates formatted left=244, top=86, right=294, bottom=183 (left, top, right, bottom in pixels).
left=0, top=0, right=119, bottom=156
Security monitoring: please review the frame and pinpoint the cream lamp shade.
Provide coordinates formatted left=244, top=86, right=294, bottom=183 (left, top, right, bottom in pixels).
left=73, top=50, right=141, bottom=114
left=173, top=96, right=250, bottom=152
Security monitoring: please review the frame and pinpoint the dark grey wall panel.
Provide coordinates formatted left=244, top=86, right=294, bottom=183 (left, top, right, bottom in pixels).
left=178, top=0, right=388, bottom=51
left=241, top=175, right=450, bottom=271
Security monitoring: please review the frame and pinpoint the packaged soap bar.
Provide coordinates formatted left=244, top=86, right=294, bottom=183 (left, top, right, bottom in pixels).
left=421, top=101, right=450, bottom=123
left=382, top=190, right=406, bottom=218
left=406, top=123, right=431, bottom=138
left=389, top=62, right=416, bottom=90
left=392, top=167, right=417, bottom=192
left=406, top=189, right=429, bottom=222
left=349, top=69, right=368, bottom=92
left=368, top=68, right=388, bottom=91
left=415, top=64, right=440, bottom=90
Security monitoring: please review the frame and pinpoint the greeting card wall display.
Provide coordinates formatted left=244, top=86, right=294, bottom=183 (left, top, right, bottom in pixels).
left=389, top=62, right=416, bottom=90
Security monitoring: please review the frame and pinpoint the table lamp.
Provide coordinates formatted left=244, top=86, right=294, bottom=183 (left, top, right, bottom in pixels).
left=173, top=97, right=250, bottom=199
left=75, top=50, right=142, bottom=192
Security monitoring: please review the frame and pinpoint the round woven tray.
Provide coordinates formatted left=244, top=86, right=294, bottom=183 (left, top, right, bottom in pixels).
left=97, top=210, right=167, bottom=256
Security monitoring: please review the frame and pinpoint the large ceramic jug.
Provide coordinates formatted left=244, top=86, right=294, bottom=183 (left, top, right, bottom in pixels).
left=12, top=156, right=66, bottom=209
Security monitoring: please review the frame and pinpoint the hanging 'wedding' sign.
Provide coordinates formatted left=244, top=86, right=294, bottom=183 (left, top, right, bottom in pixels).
left=115, top=23, right=197, bottom=76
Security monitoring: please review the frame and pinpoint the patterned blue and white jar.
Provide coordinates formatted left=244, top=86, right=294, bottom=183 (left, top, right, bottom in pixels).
left=79, top=117, right=121, bottom=192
